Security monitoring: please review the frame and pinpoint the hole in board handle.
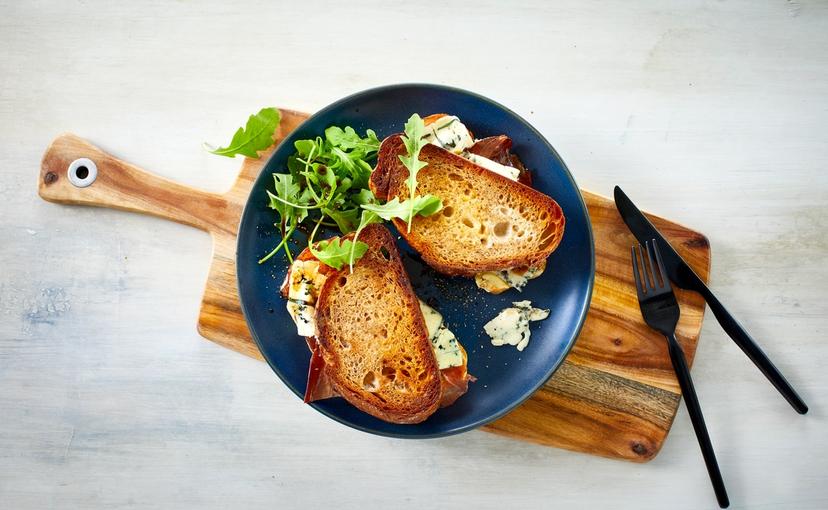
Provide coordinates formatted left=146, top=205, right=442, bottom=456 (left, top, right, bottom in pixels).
left=67, top=158, right=98, bottom=188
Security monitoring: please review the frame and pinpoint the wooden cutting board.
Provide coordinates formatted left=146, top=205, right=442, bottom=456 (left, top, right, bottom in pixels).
left=38, top=109, right=711, bottom=462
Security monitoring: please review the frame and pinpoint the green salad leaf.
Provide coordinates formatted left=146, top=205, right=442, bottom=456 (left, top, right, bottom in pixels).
left=267, top=174, right=302, bottom=225
left=323, top=206, right=360, bottom=233
left=325, top=126, right=380, bottom=152
left=310, top=238, right=368, bottom=271
left=258, top=124, right=381, bottom=265
left=360, top=195, right=442, bottom=221
left=258, top=113, right=443, bottom=271
left=398, top=114, right=430, bottom=231
left=356, top=114, right=442, bottom=228
left=206, top=107, right=282, bottom=158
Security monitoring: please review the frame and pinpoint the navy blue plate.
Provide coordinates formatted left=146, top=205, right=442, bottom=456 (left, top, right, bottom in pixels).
left=237, top=84, right=594, bottom=438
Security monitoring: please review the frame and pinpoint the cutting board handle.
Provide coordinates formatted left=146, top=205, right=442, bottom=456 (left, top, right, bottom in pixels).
left=39, top=133, right=235, bottom=234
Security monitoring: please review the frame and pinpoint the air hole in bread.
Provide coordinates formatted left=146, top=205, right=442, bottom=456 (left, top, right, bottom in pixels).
left=339, top=339, right=350, bottom=349
left=493, top=221, right=510, bottom=237
left=379, top=246, right=390, bottom=260
left=461, top=217, right=474, bottom=229
left=448, top=173, right=463, bottom=182
left=417, top=370, right=428, bottom=381
left=381, top=365, right=396, bottom=379
left=400, top=368, right=411, bottom=378
left=539, top=222, right=558, bottom=248
left=442, top=206, right=454, bottom=218
left=403, top=354, right=413, bottom=362
left=337, top=276, right=347, bottom=287
left=362, top=371, right=379, bottom=392
left=379, top=327, right=387, bottom=338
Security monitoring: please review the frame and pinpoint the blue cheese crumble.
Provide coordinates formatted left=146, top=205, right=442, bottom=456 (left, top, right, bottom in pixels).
left=484, top=300, right=550, bottom=352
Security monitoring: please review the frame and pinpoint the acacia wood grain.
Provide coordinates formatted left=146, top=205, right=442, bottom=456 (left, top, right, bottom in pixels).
left=38, top=109, right=710, bottom=462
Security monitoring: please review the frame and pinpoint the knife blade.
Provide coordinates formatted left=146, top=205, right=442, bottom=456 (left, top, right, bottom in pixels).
left=614, top=185, right=808, bottom=414
left=614, top=186, right=709, bottom=292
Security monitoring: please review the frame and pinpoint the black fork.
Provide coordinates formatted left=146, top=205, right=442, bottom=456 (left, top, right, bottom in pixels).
left=632, top=240, right=730, bottom=508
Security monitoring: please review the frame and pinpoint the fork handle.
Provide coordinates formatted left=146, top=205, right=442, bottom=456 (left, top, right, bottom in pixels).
left=699, top=287, right=809, bottom=414
left=666, top=333, right=730, bottom=509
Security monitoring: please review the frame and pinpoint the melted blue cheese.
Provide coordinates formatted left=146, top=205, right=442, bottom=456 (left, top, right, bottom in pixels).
left=285, top=259, right=328, bottom=337
left=475, top=263, right=546, bottom=294
left=418, top=299, right=463, bottom=369
left=484, top=300, right=550, bottom=351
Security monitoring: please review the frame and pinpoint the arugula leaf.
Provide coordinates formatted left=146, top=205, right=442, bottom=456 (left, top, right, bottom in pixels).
left=323, top=206, right=359, bottom=233
left=325, top=126, right=360, bottom=149
left=260, top=123, right=383, bottom=267
left=206, top=107, right=281, bottom=158
left=301, top=165, right=336, bottom=194
left=409, top=195, right=443, bottom=217
left=260, top=173, right=312, bottom=264
left=286, top=154, right=305, bottom=179
left=352, top=188, right=377, bottom=206
left=365, top=129, right=380, bottom=149
left=361, top=195, right=442, bottom=221
left=331, top=147, right=356, bottom=173
left=311, top=238, right=368, bottom=271
left=267, top=173, right=303, bottom=227
left=398, top=114, right=429, bottom=231
left=294, top=139, right=317, bottom=159
left=350, top=159, right=374, bottom=190
left=258, top=117, right=437, bottom=272
left=325, top=126, right=380, bottom=153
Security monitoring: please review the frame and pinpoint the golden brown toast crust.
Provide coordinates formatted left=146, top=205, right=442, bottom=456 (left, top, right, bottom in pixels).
left=314, top=225, right=442, bottom=424
left=370, top=135, right=566, bottom=276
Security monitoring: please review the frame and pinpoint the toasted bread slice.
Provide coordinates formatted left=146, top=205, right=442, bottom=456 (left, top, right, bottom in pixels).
left=370, top=135, right=565, bottom=276
left=313, top=224, right=443, bottom=424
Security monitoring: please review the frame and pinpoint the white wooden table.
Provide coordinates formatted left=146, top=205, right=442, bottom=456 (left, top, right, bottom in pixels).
left=2, top=1, right=826, bottom=508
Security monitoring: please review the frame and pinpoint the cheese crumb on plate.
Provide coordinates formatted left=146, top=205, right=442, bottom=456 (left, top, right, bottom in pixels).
left=483, top=300, right=550, bottom=352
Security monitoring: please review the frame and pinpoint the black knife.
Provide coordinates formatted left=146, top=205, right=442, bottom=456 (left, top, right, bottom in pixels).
left=614, top=185, right=808, bottom=414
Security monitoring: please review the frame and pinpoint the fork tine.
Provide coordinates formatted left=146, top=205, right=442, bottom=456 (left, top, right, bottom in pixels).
left=650, top=239, right=672, bottom=291
left=631, top=245, right=644, bottom=297
left=638, top=243, right=658, bottom=291
left=644, top=240, right=658, bottom=290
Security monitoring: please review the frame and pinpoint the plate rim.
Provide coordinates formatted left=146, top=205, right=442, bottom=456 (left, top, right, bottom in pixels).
left=237, top=82, right=596, bottom=438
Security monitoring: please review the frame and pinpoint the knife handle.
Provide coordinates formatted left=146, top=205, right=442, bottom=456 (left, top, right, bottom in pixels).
left=699, top=286, right=808, bottom=414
